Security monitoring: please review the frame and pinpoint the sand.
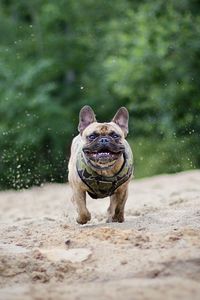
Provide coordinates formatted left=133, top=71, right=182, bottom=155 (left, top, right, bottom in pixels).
left=0, top=170, right=200, bottom=300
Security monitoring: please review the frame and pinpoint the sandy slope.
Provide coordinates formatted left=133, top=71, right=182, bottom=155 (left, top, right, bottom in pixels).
left=0, top=170, right=200, bottom=300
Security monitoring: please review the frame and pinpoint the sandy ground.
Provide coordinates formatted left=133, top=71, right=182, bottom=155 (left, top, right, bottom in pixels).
left=0, top=170, right=200, bottom=300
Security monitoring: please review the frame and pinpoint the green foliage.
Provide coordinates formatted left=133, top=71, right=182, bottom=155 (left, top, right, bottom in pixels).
left=131, top=136, right=198, bottom=179
left=0, top=0, right=199, bottom=189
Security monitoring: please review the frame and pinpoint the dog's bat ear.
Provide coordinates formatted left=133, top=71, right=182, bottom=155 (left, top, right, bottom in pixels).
left=112, top=107, right=129, bottom=137
left=78, top=105, right=96, bottom=134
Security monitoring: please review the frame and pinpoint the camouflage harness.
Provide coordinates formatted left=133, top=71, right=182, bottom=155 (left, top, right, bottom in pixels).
left=76, top=142, right=133, bottom=199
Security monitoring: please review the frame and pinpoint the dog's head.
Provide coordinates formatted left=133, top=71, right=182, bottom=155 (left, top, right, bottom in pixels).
left=78, top=105, right=129, bottom=170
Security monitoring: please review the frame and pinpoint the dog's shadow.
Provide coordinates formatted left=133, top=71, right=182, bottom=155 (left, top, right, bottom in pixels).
left=74, top=217, right=143, bottom=230
left=74, top=212, right=172, bottom=231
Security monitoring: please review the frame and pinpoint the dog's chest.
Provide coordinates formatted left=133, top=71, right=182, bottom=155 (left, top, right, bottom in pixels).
left=76, top=144, right=133, bottom=199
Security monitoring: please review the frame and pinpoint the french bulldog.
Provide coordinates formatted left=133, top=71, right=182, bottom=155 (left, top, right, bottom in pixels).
left=68, top=106, right=133, bottom=224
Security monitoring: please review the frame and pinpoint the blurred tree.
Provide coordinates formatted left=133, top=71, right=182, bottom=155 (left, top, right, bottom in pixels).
left=0, top=0, right=199, bottom=189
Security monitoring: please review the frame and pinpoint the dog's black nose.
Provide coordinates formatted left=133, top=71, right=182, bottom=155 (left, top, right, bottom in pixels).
left=99, top=137, right=109, bottom=145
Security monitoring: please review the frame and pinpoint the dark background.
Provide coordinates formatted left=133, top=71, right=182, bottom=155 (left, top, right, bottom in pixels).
left=0, top=0, right=199, bottom=189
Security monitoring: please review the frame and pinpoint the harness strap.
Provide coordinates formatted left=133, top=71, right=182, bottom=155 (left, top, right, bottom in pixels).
left=76, top=142, right=133, bottom=199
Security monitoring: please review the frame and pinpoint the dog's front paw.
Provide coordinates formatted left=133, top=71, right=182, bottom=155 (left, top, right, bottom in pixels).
left=76, top=212, right=91, bottom=225
left=106, top=213, right=124, bottom=223
left=112, top=214, right=124, bottom=223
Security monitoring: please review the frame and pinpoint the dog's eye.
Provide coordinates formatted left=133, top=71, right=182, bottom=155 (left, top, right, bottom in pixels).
left=110, top=132, right=120, bottom=139
left=88, top=133, right=97, bottom=141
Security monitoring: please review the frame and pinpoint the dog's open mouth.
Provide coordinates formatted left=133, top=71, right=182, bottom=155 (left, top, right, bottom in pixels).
left=83, top=148, right=123, bottom=168
left=86, top=150, right=120, bottom=160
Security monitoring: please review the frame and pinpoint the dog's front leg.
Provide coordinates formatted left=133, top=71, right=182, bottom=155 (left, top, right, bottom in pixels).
left=71, top=188, right=91, bottom=224
left=107, top=184, right=128, bottom=223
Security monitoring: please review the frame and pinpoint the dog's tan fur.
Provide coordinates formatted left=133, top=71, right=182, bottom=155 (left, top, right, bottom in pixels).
left=68, top=106, right=133, bottom=224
